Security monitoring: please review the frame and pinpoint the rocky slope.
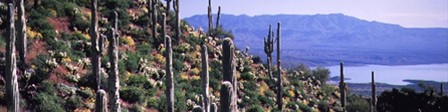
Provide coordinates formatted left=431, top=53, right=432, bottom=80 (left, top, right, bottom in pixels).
left=0, top=0, right=343, bottom=111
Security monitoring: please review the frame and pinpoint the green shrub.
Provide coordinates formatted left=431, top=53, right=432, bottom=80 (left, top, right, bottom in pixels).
left=120, top=86, right=146, bottom=103
left=147, top=97, right=159, bottom=108
left=31, top=54, right=52, bottom=82
left=124, top=51, right=140, bottom=72
left=258, top=94, right=274, bottom=106
left=126, top=75, right=150, bottom=88
left=247, top=105, right=264, bottom=112
left=78, top=72, right=96, bottom=89
left=31, top=92, right=64, bottom=112
left=318, top=100, right=329, bottom=112
left=312, top=67, right=330, bottom=83
left=157, top=90, right=187, bottom=111
left=71, top=13, right=90, bottom=31
left=65, top=95, right=83, bottom=110
left=77, top=86, right=95, bottom=99
left=209, top=27, right=234, bottom=39
left=251, top=56, right=262, bottom=64
left=241, top=72, right=255, bottom=81
left=298, top=102, right=312, bottom=112
left=242, top=65, right=252, bottom=73
left=346, top=94, right=369, bottom=112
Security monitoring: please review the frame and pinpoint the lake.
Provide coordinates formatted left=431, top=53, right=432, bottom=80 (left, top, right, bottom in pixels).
left=326, top=64, right=448, bottom=85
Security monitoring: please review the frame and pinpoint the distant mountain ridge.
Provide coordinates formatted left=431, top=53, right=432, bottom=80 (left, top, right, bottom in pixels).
left=185, top=14, right=448, bottom=67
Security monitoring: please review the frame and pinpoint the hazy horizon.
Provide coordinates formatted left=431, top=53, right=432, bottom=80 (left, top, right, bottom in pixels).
left=180, top=0, right=448, bottom=28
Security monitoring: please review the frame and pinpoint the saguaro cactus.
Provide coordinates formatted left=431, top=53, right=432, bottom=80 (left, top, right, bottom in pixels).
left=148, top=0, right=153, bottom=25
left=215, top=6, right=221, bottom=29
left=201, top=44, right=210, bottom=112
left=165, top=0, right=172, bottom=15
left=192, top=106, right=203, bottom=112
left=276, top=22, right=282, bottom=111
left=264, top=25, right=274, bottom=83
left=96, top=89, right=108, bottom=112
left=220, top=81, right=234, bottom=112
left=6, top=4, right=20, bottom=112
left=339, top=62, right=346, bottom=111
left=441, top=83, right=444, bottom=96
left=164, top=13, right=174, bottom=112
left=17, top=0, right=27, bottom=70
left=210, top=103, right=217, bottom=112
left=207, top=0, right=212, bottom=32
left=222, top=38, right=237, bottom=111
left=151, top=0, right=158, bottom=39
left=371, top=71, right=376, bottom=112
left=108, top=11, right=121, bottom=112
left=90, top=0, right=102, bottom=90
left=173, top=0, right=180, bottom=44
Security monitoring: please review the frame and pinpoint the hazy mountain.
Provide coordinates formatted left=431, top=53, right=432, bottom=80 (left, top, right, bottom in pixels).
left=184, top=14, right=448, bottom=67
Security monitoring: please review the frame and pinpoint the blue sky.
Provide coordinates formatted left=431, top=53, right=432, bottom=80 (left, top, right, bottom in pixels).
left=180, top=0, right=448, bottom=28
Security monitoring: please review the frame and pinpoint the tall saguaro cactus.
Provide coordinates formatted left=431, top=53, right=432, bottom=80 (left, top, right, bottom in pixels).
left=264, top=25, right=274, bottom=83
left=164, top=14, right=174, bottom=112
left=222, top=38, right=237, bottom=111
left=192, top=106, right=203, bottom=112
left=276, top=22, right=283, bottom=111
left=151, top=0, right=158, bottom=39
left=371, top=71, right=376, bottom=112
left=441, top=83, right=444, bottom=96
left=201, top=44, right=210, bottom=112
left=210, top=103, right=217, bottom=112
left=17, top=0, right=27, bottom=69
left=108, top=11, right=121, bottom=112
left=339, top=62, right=346, bottom=111
left=173, top=0, right=180, bottom=44
left=207, top=0, right=213, bottom=32
left=96, top=89, right=108, bottom=112
left=6, top=4, right=20, bottom=112
left=215, top=6, right=221, bottom=29
left=165, top=0, right=172, bottom=16
left=220, top=81, right=234, bottom=112
left=90, top=0, right=102, bottom=90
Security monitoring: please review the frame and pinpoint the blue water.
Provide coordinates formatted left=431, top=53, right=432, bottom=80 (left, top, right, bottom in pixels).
left=326, top=64, right=448, bottom=85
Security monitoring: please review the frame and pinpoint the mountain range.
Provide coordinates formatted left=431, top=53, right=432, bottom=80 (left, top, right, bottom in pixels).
left=184, top=14, right=448, bottom=67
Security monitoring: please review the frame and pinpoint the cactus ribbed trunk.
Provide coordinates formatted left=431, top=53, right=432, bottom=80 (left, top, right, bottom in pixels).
left=148, top=0, right=152, bottom=26
left=339, top=62, right=346, bottom=111
left=215, top=6, right=221, bottom=29
left=91, top=0, right=105, bottom=111
left=276, top=22, right=282, bottom=111
left=165, top=0, right=171, bottom=16
left=371, top=71, right=376, bottom=112
left=264, top=25, right=274, bottom=83
left=96, top=89, right=108, bottom=112
left=207, top=0, right=212, bottom=32
left=220, top=81, right=234, bottom=112
left=17, top=0, right=27, bottom=70
left=201, top=44, right=210, bottom=112
left=193, top=106, right=203, bottom=112
left=222, top=38, right=237, bottom=112
left=90, top=0, right=102, bottom=91
left=210, top=103, right=217, bottom=112
left=174, top=0, right=180, bottom=44
left=108, top=11, right=121, bottom=112
left=6, top=4, right=20, bottom=112
left=151, top=0, right=158, bottom=39
left=164, top=13, right=174, bottom=112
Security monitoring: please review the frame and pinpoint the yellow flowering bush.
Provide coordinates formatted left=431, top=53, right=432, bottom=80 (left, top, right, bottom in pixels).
left=154, top=54, right=165, bottom=64
left=189, top=68, right=200, bottom=76
left=122, top=35, right=136, bottom=46
left=27, top=27, right=43, bottom=39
